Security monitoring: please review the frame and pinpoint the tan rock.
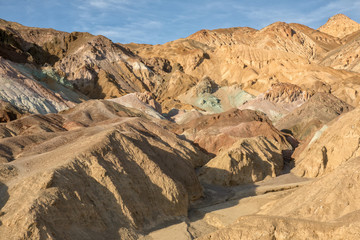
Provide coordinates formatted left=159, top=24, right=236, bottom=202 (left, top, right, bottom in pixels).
left=198, top=136, right=284, bottom=186
left=0, top=100, right=208, bottom=239
left=318, top=14, right=360, bottom=39
left=275, top=92, right=353, bottom=141
left=176, top=108, right=293, bottom=155
left=292, top=107, right=360, bottom=178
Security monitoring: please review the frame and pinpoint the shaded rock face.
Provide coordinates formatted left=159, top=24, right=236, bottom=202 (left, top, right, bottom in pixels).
left=0, top=100, right=208, bottom=239
left=275, top=92, right=353, bottom=141
left=0, top=100, right=22, bottom=122
left=198, top=136, right=284, bottom=186
left=176, top=108, right=293, bottom=155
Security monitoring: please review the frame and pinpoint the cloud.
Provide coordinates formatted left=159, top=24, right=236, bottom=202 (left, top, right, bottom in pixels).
left=91, top=20, right=163, bottom=43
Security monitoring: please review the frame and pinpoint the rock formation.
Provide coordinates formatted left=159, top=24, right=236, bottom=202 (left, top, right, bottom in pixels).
left=176, top=108, right=293, bottom=154
left=198, top=136, right=284, bottom=186
left=275, top=92, right=353, bottom=141
left=239, top=83, right=312, bottom=121
left=0, top=101, right=209, bottom=239
left=292, top=107, right=360, bottom=178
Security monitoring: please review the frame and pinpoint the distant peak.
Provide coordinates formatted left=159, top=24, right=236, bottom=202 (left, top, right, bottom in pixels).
left=329, top=13, right=352, bottom=20
left=318, top=14, right=360, bottom=38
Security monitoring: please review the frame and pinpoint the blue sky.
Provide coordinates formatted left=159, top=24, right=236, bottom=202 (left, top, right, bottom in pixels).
left=1, top=0, right=360, bottom=44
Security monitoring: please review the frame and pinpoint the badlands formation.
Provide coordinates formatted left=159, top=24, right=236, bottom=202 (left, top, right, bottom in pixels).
left=0, top=13, right=360, bottom=239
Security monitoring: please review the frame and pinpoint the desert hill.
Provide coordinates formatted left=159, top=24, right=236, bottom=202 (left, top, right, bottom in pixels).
left=0, top=13, right=360, bottom=240
left=318, top=14, right=360, bottom=38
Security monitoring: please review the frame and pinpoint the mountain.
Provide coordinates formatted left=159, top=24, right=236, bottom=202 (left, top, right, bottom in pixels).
left=318, top=14, right=360, bottom=38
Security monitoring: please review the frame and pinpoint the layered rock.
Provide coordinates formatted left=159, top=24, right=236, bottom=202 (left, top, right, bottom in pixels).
left=176, top=108, right=292, bottom=154
left=321, top=31, right=360, bottom=73
left=0, top=56, right=83, bottom=114
left=275, top=92, right=353, bottom=141
left=239, top=83, right=312, bottom=121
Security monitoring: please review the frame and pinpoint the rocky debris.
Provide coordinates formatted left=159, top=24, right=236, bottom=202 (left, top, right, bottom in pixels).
left=318, top=14, right=360, bottom=39
left=0, top=100, right=209, bottom=239
left=275, top=92, right=353, bottom=141
left=198, top=136, right=284, bottom=186
left=292, top=107, right=360, bottom=178
left=176, top=108, right=293, bottom=155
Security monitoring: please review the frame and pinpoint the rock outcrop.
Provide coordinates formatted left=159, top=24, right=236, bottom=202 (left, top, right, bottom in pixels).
left=292, top=107, right=360, bottom=178
left=239, top=83, right=312, bottom=121
left=275, top=92, right=353, bottom=141
left=198, top=136, right=284, bottom=186
left=176, top=108, right=293, bottom=155
left=0, top=100, right=22, bottom=122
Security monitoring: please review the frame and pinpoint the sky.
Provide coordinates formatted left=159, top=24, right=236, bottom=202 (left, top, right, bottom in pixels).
left=1, top=0, right=360, bottom=45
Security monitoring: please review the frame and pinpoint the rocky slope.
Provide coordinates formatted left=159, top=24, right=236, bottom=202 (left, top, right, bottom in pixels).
left=175, top=108, right=293, bottom=155
left=198, top=157, right=360, bottom=240
left=292, top=106, right=360, bottom=178
left=321, top=31, right=360, bottom=73
left=275, top=92, right=353, bottom=141
left=239, top=83, right=312, bottom=122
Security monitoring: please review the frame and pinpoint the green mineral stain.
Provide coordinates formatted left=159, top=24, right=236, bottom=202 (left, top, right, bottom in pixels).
left=227, top=89, right=255, bottom=107
left=14, top=64, right=73, bottom=89
left=196, top=94, right=223, bottom=113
